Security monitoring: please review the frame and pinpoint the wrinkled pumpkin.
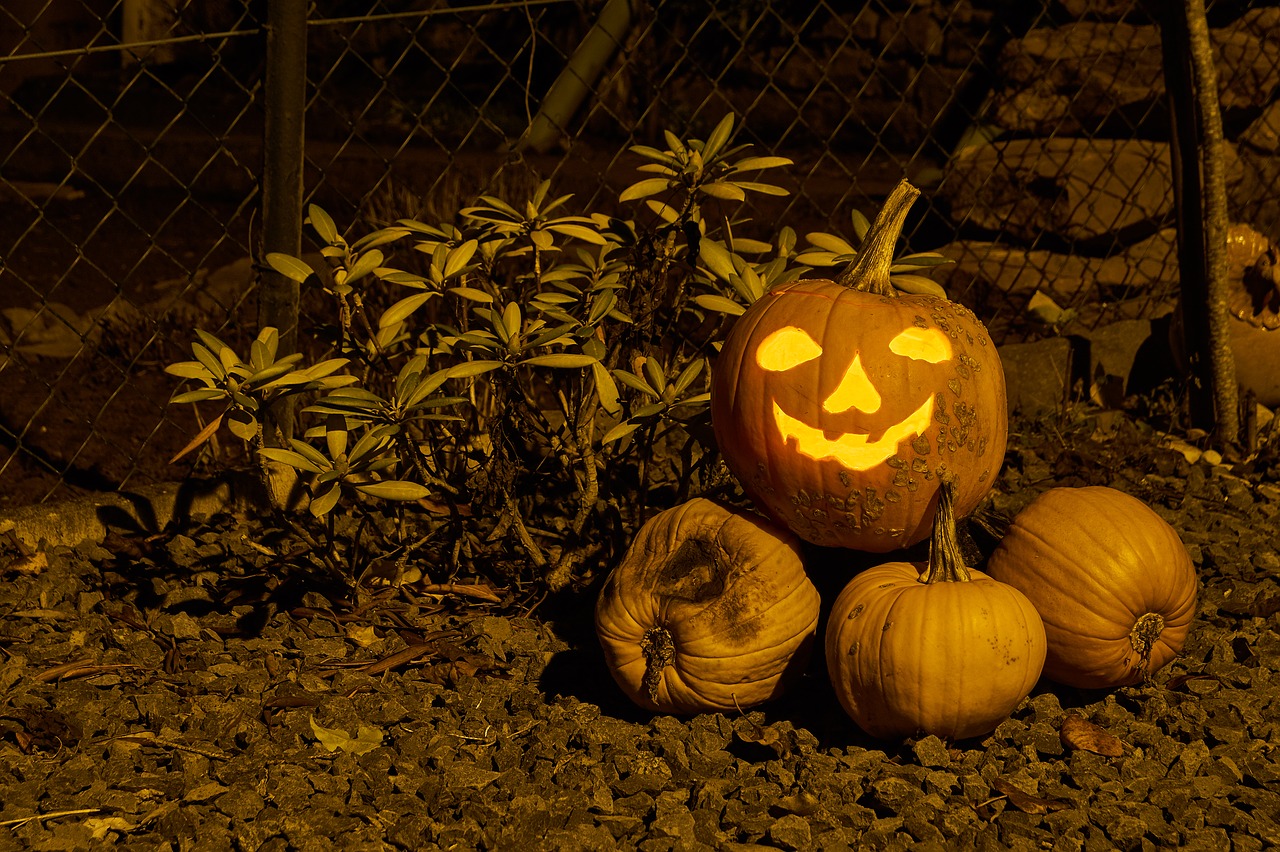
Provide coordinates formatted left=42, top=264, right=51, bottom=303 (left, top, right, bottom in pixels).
left=985, top=486, right=1198, bottom=689
left=595, top=498, right=821, bottom=714
left=1170, top=223, right=1280, bottom=407
left=825, top=477, right=1046, bottom=740
left=711, top=179, right=1007, bottom=552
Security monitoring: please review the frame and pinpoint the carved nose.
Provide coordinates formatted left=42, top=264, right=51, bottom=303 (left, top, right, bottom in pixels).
left=824, top=354, right=881, bottom=415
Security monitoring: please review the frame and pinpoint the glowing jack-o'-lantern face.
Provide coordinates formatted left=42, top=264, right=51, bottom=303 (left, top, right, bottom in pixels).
left=758, top=324, right=952, bottom=471
left=711, top=278, right=1007, bottom=552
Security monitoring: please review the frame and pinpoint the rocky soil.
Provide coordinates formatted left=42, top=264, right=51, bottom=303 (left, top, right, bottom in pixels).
left=1, top=405, right=1279, bottom=851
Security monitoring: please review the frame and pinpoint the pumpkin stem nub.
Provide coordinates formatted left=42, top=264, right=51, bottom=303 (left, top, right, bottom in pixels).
left=1129, top=612, right=1165, bottom=669
left=640, top=626, right=675, bottom=703
left=919, top=475, right=972, bottom=585
left=835, top=178, right=921, bottom=296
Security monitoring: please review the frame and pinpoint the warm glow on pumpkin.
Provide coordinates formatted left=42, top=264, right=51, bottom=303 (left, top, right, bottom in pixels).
left=822, top=353, right=881, bottom=413
left=755, top=326, right=823, bottom=371
left=773, top=394, right=935, bottom=470
left=752, top=323, right=953, bottom=471
left=889, top=326, right=951, bottom=363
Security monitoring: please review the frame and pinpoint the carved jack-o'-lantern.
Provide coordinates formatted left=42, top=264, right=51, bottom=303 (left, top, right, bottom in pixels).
left=711, top=181, right=1008, bottom=552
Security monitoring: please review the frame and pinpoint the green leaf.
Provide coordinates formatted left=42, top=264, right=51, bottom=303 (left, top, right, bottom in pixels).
left=730, top=238, right=773, bottom=255
left=591, top=360, right=621, bottom=416
left=672, top=358, right=706, bottom=395
left=601, top=421, right=641, bottom=445
left=191, top=342, right=225, bottom=379
left=356, top=480, right=431, bottom=501
left=309, top=482, right=343, bottom=517
left=227, top=408, right=258, bottom=441
left=698, top=239, right=737, bottom=281
left=732, top=181, right=789, bottom=196
left=519, top=353, right=596, bottom=369
left=645, top=200, right=680, bottom=224
left=308, top=205, right=340, bottom=245
left=702, top=113, right=735, bottom=162
left=258, top=447, right=326, bottom=474
left=379, top=292, right=436, bottom=328
left=171, top=388, right=226, bottom=404
left=587, top=290, right=617, bottom=326
left=629, top=144, right=680, bottom=165
left=447, top=360, right=505, bottom=379
left=443, top=240, right=479, bottom=277
left=166, top=361, right=214, bottom=381
left=892, top=252, right=954, bottom=269
left=641, top=357, right=667, bottom=394
left=449, top=286, right=494, bottom=303
left=850, top=209, right=871, bottom=243
left=619, top=178, right=674, bottom=203
left=806, top=232, right=859, bottom=255
left=793, top=250, right=846, bottom=267
left=266, top=253, right=317, bottom=284
left=546, top=222, right=607, bottom=245
left=698, top=181, right=746, bottom=202
left=693, top=294, right=746, bottom=316
left=346, top=249, right=385, bottom=284
left=612, top=369, right=658, bottom=398
left=730, top=155, right=794, bottom=172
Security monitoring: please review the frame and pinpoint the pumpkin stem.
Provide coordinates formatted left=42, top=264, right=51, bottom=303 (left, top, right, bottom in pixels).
left=835, top=178, right=921, bottom=296
left=1129, top=612, right=1165, bottom=670
left=640, top=626, right=675, bottom=704
left=919, top=475, right=972, bottom=584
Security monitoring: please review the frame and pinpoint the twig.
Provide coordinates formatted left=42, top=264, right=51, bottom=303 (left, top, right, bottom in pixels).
left=0, top=809, right=105, bottom=829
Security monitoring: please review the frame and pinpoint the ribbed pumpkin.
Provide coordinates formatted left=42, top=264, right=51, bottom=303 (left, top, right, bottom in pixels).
left=985, top=486, right=1198, bottom=689
left=825, top=477, right=1046, bottom=740
left=711, top=179, right=1007, bottom=552
left=595, top=498, right=821, bottom=714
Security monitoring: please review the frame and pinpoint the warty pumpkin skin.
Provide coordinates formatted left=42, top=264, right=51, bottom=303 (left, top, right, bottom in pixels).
left=711, top=180, right=1007, bottom=552
left=825, top=478, right=1046, bottom=740
left=985, top=486, right=1199, bottom=689
left=594, top=498, right=821, bottom=715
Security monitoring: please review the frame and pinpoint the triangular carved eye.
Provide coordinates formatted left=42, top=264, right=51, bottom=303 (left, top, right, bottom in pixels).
left=756, top=326, right=823, bottom=372
left=889, top=326, right=951, bottom=363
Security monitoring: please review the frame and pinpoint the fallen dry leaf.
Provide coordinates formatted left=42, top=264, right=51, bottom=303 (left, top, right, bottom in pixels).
left=1060, top=713, right=1125, bottom=757
left=309, top=715, right=384, bottom=755
left=989, top=777, right=1072, bottom=815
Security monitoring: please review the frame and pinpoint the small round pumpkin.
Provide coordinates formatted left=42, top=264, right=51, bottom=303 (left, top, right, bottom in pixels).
left=985, top=486, right=1198, bottom=689
left=595, top=498, right=821, bottom=714
left=711, top=180, right=1007, bottom=552
left=825, top=477, right=1046, bottom=740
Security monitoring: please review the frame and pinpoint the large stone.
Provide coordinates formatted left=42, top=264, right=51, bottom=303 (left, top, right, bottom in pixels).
left=992, top=22, right=1164, bottom=136
left=937, top=229, right=1179, bottom=308
left=1072, top=318, right=1155, bottom=408
left=940, top=138, right=1233, bottom=244
left=997, top=338, right=1073, bottom=417
left=990, top=10, right=1280, bottom=135
left=1240, top=101, right=1280, bottom=154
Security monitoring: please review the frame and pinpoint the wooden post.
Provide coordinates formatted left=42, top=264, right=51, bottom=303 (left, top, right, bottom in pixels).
left=1152, top=0, right=1239, bottom=447
left=259, top=0, right=307, bottom=443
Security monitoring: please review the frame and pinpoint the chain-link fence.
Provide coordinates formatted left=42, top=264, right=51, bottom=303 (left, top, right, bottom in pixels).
left=0, top=0, right=1277, bottom=507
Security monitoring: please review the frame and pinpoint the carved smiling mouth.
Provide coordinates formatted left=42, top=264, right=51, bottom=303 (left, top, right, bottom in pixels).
left=772, top=394, right=935, bottom=470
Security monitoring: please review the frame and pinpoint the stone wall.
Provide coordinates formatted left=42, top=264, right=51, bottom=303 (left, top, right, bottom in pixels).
left=932, top=4, right=1280, bottom=339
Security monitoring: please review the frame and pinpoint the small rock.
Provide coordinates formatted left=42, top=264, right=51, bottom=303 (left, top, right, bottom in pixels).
left=912, top=735, right=952, bottom=768
left=767, top=814, right=812, bottom=850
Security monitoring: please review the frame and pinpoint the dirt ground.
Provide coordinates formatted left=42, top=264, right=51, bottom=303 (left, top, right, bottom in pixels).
left=1, top=403, right=1278, bottom=850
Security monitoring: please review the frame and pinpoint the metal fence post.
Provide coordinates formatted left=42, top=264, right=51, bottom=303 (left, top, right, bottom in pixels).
left=260, top=0, right=308, bottom=443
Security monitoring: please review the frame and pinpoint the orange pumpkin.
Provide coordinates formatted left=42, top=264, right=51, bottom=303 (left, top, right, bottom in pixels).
left=711, top=180, right=1007, bottom=552
left=594, top=498, right=821, bottom=714
left=985, top=486, right=1199, bottom=689
left=825, top=477, right=1046, bottom=740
